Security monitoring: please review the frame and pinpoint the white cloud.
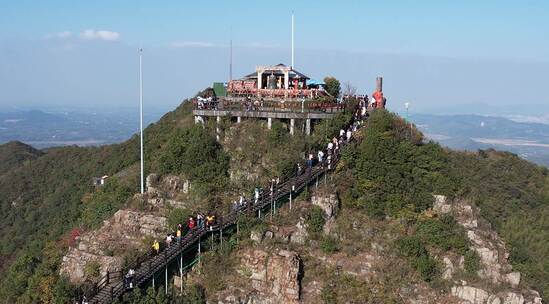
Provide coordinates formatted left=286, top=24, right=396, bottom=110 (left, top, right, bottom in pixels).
left=79, top=30, right=120, bottom=41
left=43, top=31, right=72, bottom=40
left=170, top=41, right=215, bottom=48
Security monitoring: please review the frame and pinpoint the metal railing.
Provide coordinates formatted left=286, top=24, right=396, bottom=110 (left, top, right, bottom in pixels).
left=88, top=110, right=365, bottom=303
left=194, top=99, right=345, bottom=114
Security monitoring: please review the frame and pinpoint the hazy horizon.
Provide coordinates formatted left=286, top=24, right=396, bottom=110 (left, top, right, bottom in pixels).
left=1, top=1, right=548, bottom=116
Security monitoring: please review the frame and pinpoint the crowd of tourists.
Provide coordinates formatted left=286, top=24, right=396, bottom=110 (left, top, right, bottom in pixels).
left=150, top=213, right=219, bottom=258
left=116, top=101, right=369, bottom=295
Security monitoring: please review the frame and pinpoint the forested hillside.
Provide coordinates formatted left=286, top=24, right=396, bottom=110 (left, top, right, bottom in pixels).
left=448, top=149, right=549, bottom=296
left=0, top=101, right=196, bottom=301
left=342, top=111, right=549, bottom=296
left=0, top=141, right=43, bottom=174
left=0, top=98, right=547, bottom=303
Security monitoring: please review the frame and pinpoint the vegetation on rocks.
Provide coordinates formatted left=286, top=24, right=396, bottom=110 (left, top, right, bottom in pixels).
left=339, top=109, right=549, bottom=296
left=0, top=95, right=548, bottom=302
left=414, top=215, right=469, bottom=255
left=305, top=206, right=326, bottom=234
left=464, top=249, right=481, bottom=276
left=81, top=177, right=134, bottom=229
left=396, top=236, right=440, bottom=282
left=159, top=125, right=230, bottom=197
left=0, top=101, right=196, bottom=301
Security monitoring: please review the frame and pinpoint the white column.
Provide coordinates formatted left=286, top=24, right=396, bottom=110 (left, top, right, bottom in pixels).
left=216, top=116, right=221, bottom=141
left=284, top=71, right=289, bottom=89
left=139, top=50, right=144, bottom=195
left=257, top=72, right=263, bottom=89
left=180, top=253, right=183, bottom=293
left=290, top=118, right=295, bottom=135
left=267, top=117, right=272, bottom=130
left=306, top=119, right=311, bottom=135
left=291, top=13, right=295, bottom=68
left=237, top=116, right=241, bottom=123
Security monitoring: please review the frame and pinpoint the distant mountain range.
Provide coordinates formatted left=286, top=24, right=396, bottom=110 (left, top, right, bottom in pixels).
left=2, top=108, right=549, bottom=167
left=0, top=109, right=162, bottom=148
left=411, top=113, right=549, bottom=166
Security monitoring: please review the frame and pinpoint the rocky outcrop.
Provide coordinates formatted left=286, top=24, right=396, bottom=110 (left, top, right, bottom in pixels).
left=443, top=256, right=459, bottom=280
left=311, top=193, right=339, bottom=219
left=451, top=285, right=543, bottom=304
left=146, top=173, right=190, bottom=209
left=60, top=209, right=167, bottom=283
left=320, top=251, right=378, bottom=279
left=252, top=190, right=339, bottom=245
left=147, top=173, right=189, bottom=195
left=434, top=195, right=543, bottom=304
left=451, top=286, right=490, bottom=304
left=311, top=192, right=339, bottom=234
left=290, top=217, right=309, bottom=245
left=218, top=248, right=301, bottom=304
left=435, top=195, right=517, bottom=285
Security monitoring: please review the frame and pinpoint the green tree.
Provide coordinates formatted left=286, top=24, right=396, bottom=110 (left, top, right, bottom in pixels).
left=159, top=125, right=229, bottom=196
left=306, top=206, right=326, bottom=234
left=415, top=215, right=469, bottom=254
left=323, top=76, right=341, bottom=98
left=464, top=250, right=481, bottom=276
left=81, top=177, right=133, bottom=229
left=397, top=236, right=439, bottom=282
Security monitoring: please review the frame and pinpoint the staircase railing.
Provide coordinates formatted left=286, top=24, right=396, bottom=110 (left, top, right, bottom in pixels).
left=88, top=110, right=365, bottom=303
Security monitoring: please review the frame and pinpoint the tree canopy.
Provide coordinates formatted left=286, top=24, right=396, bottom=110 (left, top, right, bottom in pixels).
left=323, top=76, right=341, bottom=98
left=159, top=125, right=230, bottom=196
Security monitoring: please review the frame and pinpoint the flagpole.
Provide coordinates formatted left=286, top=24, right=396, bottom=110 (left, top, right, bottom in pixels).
left=229, top=26, right=233, bottom=82
left=139, top=48, right=144, bottom=194
left=291, top=12, right=294, bottom=69
left=230, top=38, right=233, bottom=81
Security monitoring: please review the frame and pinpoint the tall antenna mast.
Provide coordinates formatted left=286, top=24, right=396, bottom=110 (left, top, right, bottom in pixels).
left=139, top=48, right=144, bottom=194
left=229, top=36, right=233, bottom=81
left=291, top=12, right=295, bottom=69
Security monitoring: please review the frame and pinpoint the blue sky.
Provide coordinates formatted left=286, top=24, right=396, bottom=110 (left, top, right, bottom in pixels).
left=0, top=0, right=548, bottom=113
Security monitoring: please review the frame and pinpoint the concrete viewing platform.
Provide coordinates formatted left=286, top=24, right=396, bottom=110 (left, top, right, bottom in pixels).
left=193, top=106, right=344, bottom=136
left=192, top=109, right=337, bottom=120
left=192, top=96, right=347, bottom=136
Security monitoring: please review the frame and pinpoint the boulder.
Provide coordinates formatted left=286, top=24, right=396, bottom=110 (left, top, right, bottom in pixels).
left=290, top=218, right=308, bottom=245
left=158, top=174, right=189, bottom=196
left=311, top=193, right=339, bottom=219
left=503, top=292, right=524, bottom=304
left=250, top=230, right=263, bottom=243
left=433, top=195, right=452, bottom=214
left=451, top=286, right=489, bottom=304
left=504, top=272, right=521, bottom=288
left=442, top=256, right=455, bottom=280
left=238, top=248, right=302, bottom=304
left=146, top=173, right=159, bottom=191
left=311, top=193, right=340, bottom=235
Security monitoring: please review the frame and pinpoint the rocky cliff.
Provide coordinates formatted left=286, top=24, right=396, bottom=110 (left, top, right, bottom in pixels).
left=201, top=190, right=544, bottom=304
left=60, top=209, right=167, bottom=283
left=59, top=172, right=195, bottom=284
left=434, top=195, right=543, bottom=304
